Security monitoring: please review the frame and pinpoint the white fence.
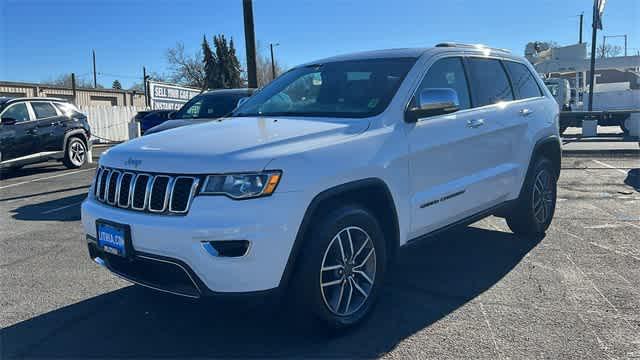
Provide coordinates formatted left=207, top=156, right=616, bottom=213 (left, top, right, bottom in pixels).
left=79, top=106, right=146, bottom=143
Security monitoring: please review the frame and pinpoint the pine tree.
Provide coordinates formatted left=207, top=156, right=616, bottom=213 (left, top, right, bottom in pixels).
left=201, top=34, right=243, bottom=89
left=111, top=80, right=122, bottom=90
left=202, top=35, right=216, bottom=90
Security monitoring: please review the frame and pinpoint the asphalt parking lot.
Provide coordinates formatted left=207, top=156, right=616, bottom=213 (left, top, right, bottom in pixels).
left=1, top=150, right=639, bottom=359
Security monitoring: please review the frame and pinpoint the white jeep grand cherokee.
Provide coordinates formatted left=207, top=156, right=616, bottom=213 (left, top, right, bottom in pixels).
left=82, top=43, right=560, bottom=329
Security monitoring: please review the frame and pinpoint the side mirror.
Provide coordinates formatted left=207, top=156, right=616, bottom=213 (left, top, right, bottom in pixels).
left=236, top=97, right=250, bottom=109
left=167, top=111, right=176, bottom=119
left=1, top=117, right=17, bottom=125
left=405, top=88, right=460, bottom=123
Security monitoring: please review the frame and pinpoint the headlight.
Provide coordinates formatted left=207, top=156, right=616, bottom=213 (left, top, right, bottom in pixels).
left=200, top=171, right=282, bottom=199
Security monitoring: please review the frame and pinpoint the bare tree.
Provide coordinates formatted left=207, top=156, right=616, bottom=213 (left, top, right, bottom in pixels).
left=166, top=42, right=206, bottom=88
left=597, top=43, right=623, bottom=58
left=43, top=74, right=96, bottom=88
left=255, top=42, right=286, bottom=87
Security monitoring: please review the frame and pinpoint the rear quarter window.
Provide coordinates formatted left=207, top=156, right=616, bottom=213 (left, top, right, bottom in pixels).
left=504, top=61, right=543, bottom=100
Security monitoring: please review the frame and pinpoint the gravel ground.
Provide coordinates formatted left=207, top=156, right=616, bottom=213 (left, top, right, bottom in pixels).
left=1, top=153, right=639, bottom=359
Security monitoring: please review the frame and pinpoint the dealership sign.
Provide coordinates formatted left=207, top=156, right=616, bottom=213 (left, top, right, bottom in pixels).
left=148, top=81, right=201, bottom=110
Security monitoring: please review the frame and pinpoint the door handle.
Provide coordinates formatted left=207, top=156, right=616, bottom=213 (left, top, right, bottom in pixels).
left=466, top=119, right=485, bottom=128
left=519, top=108, right=534, bottom=117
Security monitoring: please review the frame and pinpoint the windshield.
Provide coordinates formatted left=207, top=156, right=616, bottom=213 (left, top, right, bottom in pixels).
left=232, top=58, right=416, bottom=118
left=174, top=93, right=246, bottom=119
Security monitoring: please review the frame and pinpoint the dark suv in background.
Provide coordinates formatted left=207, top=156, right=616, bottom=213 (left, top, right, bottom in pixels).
left=0, top=97, right=92, bottom=171
left=142, top=88, right=255, bottom=135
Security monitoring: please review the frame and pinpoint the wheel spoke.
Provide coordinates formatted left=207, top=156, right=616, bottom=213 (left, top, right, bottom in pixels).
left=353, top=235, right=369, bottom=261
left=346, top=228, right=354, bottom=261
left=344, top=279, right=353, bottom=313
left=350, top=277, right=368, bottom=297
left=322, top=279, right=342, bottom=288
left=334, top=280, right=346, bottom=312
left=354, top=269, right=373, bottom=285
left=336, top=233, right=346, bottom=263
left=354, top=247, right=374, bottom=269
left=322, top=264, right=343, bottom=272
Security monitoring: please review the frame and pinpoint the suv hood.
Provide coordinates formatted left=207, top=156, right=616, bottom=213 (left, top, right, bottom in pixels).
left=100, top=116, right=369, bottom=173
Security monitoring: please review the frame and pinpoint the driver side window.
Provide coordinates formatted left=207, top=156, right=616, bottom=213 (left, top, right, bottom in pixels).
left=1, top=103, right=31, bottom=122
left=413, top=57, right=471, bottom=110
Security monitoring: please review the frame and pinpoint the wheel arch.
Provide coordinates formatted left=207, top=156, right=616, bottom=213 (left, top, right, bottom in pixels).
left=278, top=178, right=400, bottom=291
left=63, top=129, right=89, bottom=153
left=519, top=135, right=561, bottom=199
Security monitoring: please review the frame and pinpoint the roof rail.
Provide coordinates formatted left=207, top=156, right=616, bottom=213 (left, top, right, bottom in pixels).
left=435, top=42, right=511, bottom=54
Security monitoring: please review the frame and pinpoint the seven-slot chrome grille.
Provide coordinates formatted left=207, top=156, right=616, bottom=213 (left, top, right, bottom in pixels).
left=94, top=167, right=200, bottom=215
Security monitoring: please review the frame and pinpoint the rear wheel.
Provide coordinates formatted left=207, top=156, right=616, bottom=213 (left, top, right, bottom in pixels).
left=63, top=137, right=87, bottom=169
left=506, top=158, right=557, bottom=237
left=293, top=205, right=387, bottom=330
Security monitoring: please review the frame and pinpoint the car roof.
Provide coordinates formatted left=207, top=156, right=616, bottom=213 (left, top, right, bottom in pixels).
left=0, top=96, right=70, bottom=105
left=297, top=44, right=524, bottom=67
left=202, top=88, right=255, bottom=95
left=301, top=48, right=430, bottom=66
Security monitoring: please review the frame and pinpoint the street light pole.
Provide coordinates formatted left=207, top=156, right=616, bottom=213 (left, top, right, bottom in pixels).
left=270, top=43, right=279, bottom=80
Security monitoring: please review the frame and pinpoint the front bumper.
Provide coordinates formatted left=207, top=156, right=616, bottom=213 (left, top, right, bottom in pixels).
left=81, top=191, right=307, bottom=295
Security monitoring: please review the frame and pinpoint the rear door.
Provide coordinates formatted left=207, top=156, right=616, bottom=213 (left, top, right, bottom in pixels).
left=31, top=101, right=66, bottom=152
left=0, top=101, right=37, bottom=162
left=501, top=61, right=548, bottom=185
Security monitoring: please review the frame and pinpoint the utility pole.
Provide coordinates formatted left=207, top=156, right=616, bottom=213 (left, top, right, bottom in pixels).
left=143, top=66, right=151, bottom=108
left=92, top=50, right=97, bottom=88
left=270, top=43, right=279, bottom=80
left=588, top=1, right=604, bottom=112
left=579, top=12, right=584, bottom=44
left=243, top=0, right=258, bottom=89
left=71, top=73, right=77, bottom=105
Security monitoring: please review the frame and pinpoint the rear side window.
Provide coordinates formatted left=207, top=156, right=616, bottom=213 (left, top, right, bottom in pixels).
left=466, top=58, right=514, bottom=107
left=413, top=57, right=471, bottom=110
left=504, top=61, right=542, bottom=99
left=31, top=102, right=58, bottom=119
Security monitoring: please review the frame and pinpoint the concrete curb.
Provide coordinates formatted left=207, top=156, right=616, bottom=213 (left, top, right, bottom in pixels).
left=562, top=149, right=640, bottom=157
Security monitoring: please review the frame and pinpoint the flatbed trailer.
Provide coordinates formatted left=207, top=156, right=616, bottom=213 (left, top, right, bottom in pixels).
left=559, top=109, right=640, bottom=135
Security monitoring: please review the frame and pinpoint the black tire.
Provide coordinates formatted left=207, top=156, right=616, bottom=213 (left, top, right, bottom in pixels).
left=506, top=158, right=557, bottom=237
left=62, top=137, right=88, bottom=169
left=292, top=204, right=387, bottom=330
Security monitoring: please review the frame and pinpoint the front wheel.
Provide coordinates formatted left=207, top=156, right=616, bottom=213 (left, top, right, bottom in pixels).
left=506, top=158, right=557, bottom=237
left=293, top=205, right=387, bottom=330
left=63, top=137, right=88, bottom=169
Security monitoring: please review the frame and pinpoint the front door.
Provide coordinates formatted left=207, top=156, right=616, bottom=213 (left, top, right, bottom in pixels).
left=0, top=101, right=37, bottom=163
left=406, top=56, right=516, bottom=238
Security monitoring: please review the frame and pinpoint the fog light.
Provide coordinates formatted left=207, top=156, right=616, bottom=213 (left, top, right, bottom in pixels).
left=202, top=240, right=250, bottom=258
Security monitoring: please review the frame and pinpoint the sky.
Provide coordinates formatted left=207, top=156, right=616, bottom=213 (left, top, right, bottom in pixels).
left=1, top=0, right=638, bottom=89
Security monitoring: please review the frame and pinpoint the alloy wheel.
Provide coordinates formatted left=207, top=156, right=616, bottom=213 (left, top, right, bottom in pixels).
left=70, top=141, right=86, bottom=166
left=532, top=169, right=554, bottom=224
left=320, top=226, right=376, bottom=316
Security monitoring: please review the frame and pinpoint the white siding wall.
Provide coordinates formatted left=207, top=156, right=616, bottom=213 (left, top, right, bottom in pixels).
left=80, top=106, right=145, bottom=143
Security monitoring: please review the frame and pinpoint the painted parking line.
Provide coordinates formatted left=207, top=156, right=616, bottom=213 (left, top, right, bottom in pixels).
left=591, top=159, right=629, bottom=175
left=41, top=201, right=85, bottom=214
left=0, top=168, right=95, bottom=190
